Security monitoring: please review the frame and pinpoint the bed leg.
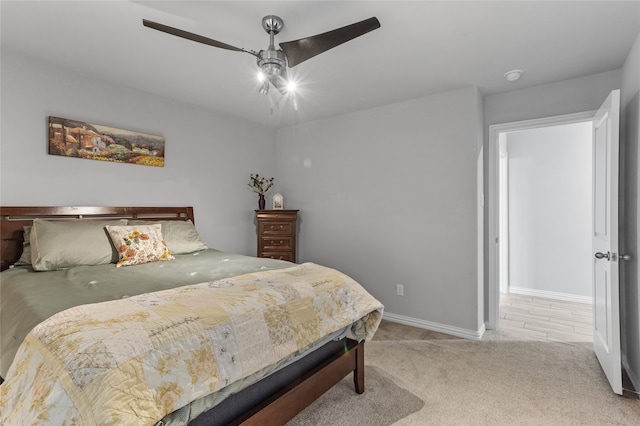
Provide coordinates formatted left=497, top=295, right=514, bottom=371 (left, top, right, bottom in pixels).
left=354, top=340, right=365, bottom=394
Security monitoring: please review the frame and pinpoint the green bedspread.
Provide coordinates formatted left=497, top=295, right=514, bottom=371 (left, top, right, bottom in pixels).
left=1, top=249, right=291, bottom=379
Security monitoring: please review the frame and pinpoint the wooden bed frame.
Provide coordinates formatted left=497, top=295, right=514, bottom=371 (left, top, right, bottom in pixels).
left=0, top=206, right=365, bottom=425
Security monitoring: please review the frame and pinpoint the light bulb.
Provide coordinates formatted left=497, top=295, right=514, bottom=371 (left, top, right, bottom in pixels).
left=259, top=80, right=269, bottom=95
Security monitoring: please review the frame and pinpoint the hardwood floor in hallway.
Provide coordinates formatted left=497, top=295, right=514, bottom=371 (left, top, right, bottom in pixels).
left=499, top=293, right=593, bottom=343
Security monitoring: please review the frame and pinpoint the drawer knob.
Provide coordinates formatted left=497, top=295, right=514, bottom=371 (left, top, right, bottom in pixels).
left=271, top=240, right=283, bottom=246
left=269, top=225, right=283, bottom=230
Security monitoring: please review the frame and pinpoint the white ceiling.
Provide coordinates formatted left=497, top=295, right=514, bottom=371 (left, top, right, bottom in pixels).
left=2, top=1, right=639, bottom=128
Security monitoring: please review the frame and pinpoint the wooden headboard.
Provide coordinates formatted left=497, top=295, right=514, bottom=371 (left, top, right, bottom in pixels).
left=0, top=206, right=195, bottom=271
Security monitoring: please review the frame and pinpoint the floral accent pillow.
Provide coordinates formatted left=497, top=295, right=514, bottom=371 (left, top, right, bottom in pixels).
left=105, top=224, right=174, bottom=267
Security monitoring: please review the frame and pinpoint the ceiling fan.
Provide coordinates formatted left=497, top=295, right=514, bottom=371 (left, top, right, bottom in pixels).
left=142, top=15, right=381, bottom=96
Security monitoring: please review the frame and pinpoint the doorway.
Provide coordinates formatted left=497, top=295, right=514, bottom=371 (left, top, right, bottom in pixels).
left=498, top=121, right=594, bottom=342
left=487, top=111, right=596, bottom=334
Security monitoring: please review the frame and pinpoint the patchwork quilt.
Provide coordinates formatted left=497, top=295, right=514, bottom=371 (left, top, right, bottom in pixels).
left=0, top=263, right=383, bottom=425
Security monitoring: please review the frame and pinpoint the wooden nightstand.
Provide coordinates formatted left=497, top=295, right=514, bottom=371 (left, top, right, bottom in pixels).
left=255, top=210, right=298, bottom=263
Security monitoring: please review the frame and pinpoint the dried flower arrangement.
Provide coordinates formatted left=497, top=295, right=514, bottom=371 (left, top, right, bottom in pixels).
left=248, top=173, right=274, bottom=196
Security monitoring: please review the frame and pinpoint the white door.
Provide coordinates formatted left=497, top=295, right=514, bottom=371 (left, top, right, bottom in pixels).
left=592, top=89, right=621, bottom=395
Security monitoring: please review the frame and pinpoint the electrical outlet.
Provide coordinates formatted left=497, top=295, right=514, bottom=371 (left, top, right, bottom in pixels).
left=396, top=284, right=404, bottom=296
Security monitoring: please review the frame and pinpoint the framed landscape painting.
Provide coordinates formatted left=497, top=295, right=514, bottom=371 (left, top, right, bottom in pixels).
left=48, top=116, right=165, bottom=167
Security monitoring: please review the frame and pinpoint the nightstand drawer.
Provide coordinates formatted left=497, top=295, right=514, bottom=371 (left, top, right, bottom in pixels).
left=261, top=236, right=293, bottom=251
left=260, top=221, right=293, bottom=235
left=260, top=252, right=295, bottom=262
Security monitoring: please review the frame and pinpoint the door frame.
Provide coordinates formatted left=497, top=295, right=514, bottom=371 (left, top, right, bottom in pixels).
left=487, top=110, right=596, bottom=329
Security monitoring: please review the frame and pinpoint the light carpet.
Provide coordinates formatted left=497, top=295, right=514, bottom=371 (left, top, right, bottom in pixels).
left=287, top=322, right=640, bottom=425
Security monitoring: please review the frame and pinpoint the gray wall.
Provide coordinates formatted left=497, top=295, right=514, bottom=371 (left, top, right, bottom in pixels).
left=0, top=49, right=278, bottom=255
left=276, top=87, right=484, bottom=336
left=620, top=32, right=640, bottom=393
left=484, top=70, right=622, bottom=126
left=506, top=123, right=592, bottom=299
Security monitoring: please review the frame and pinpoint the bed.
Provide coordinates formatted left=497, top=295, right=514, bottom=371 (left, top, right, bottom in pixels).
left=0, top=206, right=383, bottom=425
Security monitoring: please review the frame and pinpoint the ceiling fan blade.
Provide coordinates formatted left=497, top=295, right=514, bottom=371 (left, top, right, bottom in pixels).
left=143, top=19, right=257, bottom=56
left=279, top=17, right=380, bottom=67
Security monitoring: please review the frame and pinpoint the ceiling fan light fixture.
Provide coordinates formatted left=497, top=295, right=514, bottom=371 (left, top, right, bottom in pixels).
left=256, top=48, right=286, bottom=95
left=261, top=62, right=281, bottom=77
left=257, top=49, right=286, bottom=77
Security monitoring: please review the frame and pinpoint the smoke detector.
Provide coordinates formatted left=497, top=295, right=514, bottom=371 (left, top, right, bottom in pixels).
left=504, top=69, right=524, bottom=82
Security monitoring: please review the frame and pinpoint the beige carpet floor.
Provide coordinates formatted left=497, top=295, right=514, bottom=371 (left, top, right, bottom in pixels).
left=287, top=320, right=640, bottom=425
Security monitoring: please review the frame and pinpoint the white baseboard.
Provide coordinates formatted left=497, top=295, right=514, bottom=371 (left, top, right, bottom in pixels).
left=508, top=286, right=592, bottom=304
left=383, top=312, right=485, bottom=340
